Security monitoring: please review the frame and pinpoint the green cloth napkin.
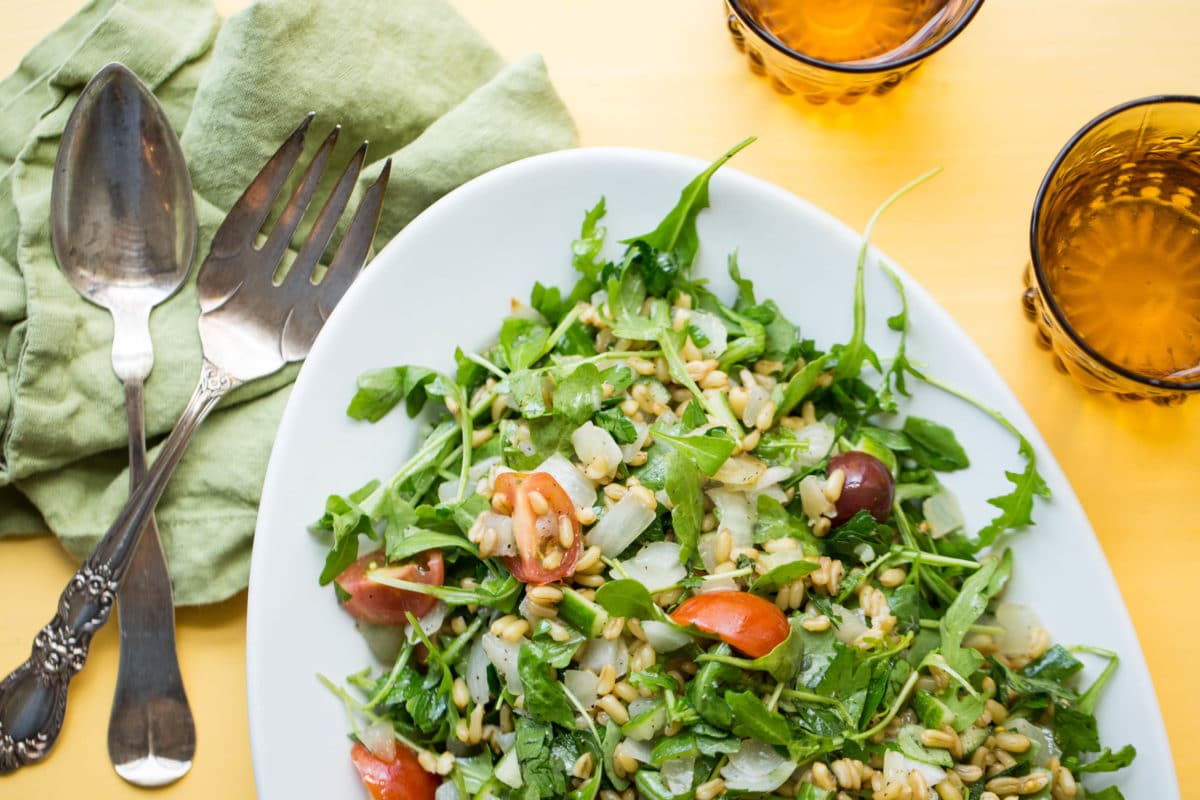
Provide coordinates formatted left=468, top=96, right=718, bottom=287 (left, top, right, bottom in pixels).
left=0, top=0, right=577, bottom=604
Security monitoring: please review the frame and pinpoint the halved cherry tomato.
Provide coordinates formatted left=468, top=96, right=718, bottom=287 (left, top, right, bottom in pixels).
left=335, top=549, right=444, bottom=625
left=350, top=741, right=439, bottom=800
left=670, top=591, right=790, bottom=658
left=493, top=471, right=580, bottom=585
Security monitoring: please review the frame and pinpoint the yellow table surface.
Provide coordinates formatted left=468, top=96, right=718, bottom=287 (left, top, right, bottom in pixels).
left=1, top=0, right=1196, bottom=796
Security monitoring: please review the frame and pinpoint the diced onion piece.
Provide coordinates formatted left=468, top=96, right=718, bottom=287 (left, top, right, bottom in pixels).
left=536, top=453, right=597, bottom=510
left=564, top=669, right=599, bottom=710
left=883, top=749, right=947, bottom=787
left=790, top=422, right=836, bottom=468
left=713, top=454, right=767, bottom=487
left=482, top=632, right=524, bottom=694
left=625, top=542, right=687, bottom=592
left=689, top=309, right=728, bottom=359
left=742, top=383, right=771, bottom=429
left=995, top=603, right=1041, bottom=657
left=475, top=511, right=516, bottom=557
left=829, top=604, right=868, bottom=645
left=407, top=601, right=448, bottom=644
left=663, top=756, right=696, bottom=795
left=707, top=488, right=755, bottom=546
left=620, top=421, right=651, bottom=464
left=466, top=636, right=492, bottom=705
left=469, top=456, right=501, bottom=482
left=356, top=622, right=407, bottom=664
left=721, top=740, right=796, bottom=792
left=923, top=490, right=965, bottom=539
left=1006, top=717, right=1058, bottom=766
left=435, top=780, right=463, bottom=800
left=798, top=474, right=836, bottom=520
left=752, top=466, right=793, bottom=493
left=586, top=492, right=656, bottom=556
left=572, top=422, right=621, bottom=479
left=577, top=637, right=628, bottom=677
left=621, top=736, right=654, bottom=763
left=642, top=620, right=694, bottom=653
left=495, top=748, right=523, bottom=788
left=437, top=479, right=462, bottom=505
left=497, top=732, right=516, bottom=753
left=359, top=720, right=397, bottom=762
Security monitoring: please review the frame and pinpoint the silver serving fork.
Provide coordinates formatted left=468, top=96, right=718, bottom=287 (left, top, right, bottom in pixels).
left=0, top=114, right=390, bottom=772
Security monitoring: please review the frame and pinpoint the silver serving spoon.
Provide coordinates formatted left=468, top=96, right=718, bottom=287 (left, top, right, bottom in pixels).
left=48, top=62, right=196, bottom=785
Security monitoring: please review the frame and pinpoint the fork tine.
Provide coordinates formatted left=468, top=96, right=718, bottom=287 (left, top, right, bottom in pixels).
left=199, top=113, right=313, bottom=310
left=280, top=158, right=390, bottom=361
left=259, top=124, right=340, bottom=278
left=282, top=140, right=367, bottom=289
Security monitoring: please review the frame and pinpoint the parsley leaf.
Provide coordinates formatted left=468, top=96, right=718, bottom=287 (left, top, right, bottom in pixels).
left=553, top=363, right=603, bottom=424
left=347, top=365, right=438, bottom=421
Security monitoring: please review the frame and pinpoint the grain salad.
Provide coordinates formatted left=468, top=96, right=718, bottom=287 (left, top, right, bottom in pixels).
left=314, top=142, right=1135, bottom=800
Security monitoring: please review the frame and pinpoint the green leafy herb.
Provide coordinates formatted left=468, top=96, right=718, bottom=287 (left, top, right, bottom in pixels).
left=554, top=363, right=603, bottom=424
left=902, top=416, right=970, bottom=472
left=653, top=427, right=736, bottom=476
left=347, top=365, right=439, bottom=421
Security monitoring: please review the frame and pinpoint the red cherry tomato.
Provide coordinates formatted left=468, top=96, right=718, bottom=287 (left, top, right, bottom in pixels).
left=670, top=591, right=790, bottom=658
left=350, top=742, right=439, bottom=800
left=335, top=549, right=444, bottom=626
left=493, top=472, right=581, bottom=585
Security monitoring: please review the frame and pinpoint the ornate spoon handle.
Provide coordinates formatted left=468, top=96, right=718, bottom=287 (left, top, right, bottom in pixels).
left=0, top=361, right=238, bottom=773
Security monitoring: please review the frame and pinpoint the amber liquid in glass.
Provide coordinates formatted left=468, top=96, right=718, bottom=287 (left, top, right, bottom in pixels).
left=743, top=0, right=951, bottom=63
left=1042, top=175, right=1200, bottom=381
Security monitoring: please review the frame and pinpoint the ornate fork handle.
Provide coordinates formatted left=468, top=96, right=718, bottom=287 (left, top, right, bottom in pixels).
left=0, top=361, right=239, bottom=773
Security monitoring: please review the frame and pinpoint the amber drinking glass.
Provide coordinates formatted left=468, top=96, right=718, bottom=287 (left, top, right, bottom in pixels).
left=1024, top=96, right=1200, bottom=404
left=725, top=0, right=984, bottom=105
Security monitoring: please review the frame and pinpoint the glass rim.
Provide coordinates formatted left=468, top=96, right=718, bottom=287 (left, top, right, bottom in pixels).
left=726, top=0, right=986, bottom=75
left=1029, top=93, right=1200, bottom=392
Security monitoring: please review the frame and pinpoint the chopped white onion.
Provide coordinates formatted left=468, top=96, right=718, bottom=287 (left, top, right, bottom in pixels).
left=642, top=620, right=695, bottom=653
left=586, top=492, right=656, bottom=556
left=474, top=511, right=516, bottom=557
left=624, top=542, right=687, bottom=592
left=435, top=780, right=463, bottom=800
left=707, top=488, right=755, bottom=545
left=495, top=748, right=523, bottom=788
left=564, top=669, right=599, bottom=709
left=359, top=720, right=397, bottom=762
left=829, top=604, right=869, bottom=646
left=883, top=750, right=947, bottom=787
left=790, top=422, right=836, bottom=467
left=721, top=740, right=796, bottom=792
left=572, top=422, right=622, bottom=479
left=713, top=454, right=767, bottom=487
left=742, top=383, right=771, bottom=429
left=356, top=622, right=407, bottom=664
left=466, top=636, right=492, bottom=706
left=620, top=420, right=651, bottom=464
left=408, top=601, right=449, bottom=644
left=688, top=309, right=728, bottom=359
left=621, top=736, right=654, bottom=763
left=497, top=731, right=516, bottom=753
left=663, top=757, right=696, bottom=795
left=482, top=633, right=524, bottom=694
left=576, top=637, right=628, bottom=677
left=923, top=491, right=965, bottom=539
left=1006, top=718, right=1058, bottom=766
left=536, top=453, right=597, bottom=510
left=995, top=603, right=1041, bottom=657
left=758, top=548, right=805, bottom=572
left=437, top=479, right=463, bottom=505
left=798, top=474, right=836, bottom=521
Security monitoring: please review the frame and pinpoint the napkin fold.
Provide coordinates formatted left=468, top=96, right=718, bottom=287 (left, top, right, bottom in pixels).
left=0, top=0, right=577, bottom=604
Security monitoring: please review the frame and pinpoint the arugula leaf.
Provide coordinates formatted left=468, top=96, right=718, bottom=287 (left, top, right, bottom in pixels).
left=974, top=434, right=1051, bottom=548
left=939, top=550, right=1012, bottom=679
left=750, top=560, right=819, bottom=594
left=386, top=529, right=478, bottom=562
left=573, top=197, right=608, bottom=280
left=664, top=444, right=704, bottom=565
left=553, top=363, right=603, bottom=424
left=825, top=510, right=894, bottom=564
left=753, top=495, right=813, bottom=545
left=1022, top=644, right=1084, bottom=684
left=777, top=353, right=834, bottom=419
left=725, top=690, right=791, bottom=745
left=699, top=619, right=806, bottom=682
left=500, top=317, right=552, bottom=372
left=622, top=137, right=755, bottom=271
left=519, top=639, right=581, bottom=728
left=370, top=571, right=521, bottom=611
left=316, top=480, right=381, bottom=584
left=1065, top=744, right=1136, bottom=774
left=595, top=406, right=639, bottom=445
left=1055, top=702, right=1101, bottom=757
left=682, top=399, right=707, bottom=429
left=903, top=416, right=970, bottom=471
left=347, top=365, right=439, bottom=422
left=686, top=652, right=737, bottom=728
left=653, top=426, right=736, bottom=476
left=594, top=579, right=662, bottom=619
left=516, top=718, right=570, bottom=799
